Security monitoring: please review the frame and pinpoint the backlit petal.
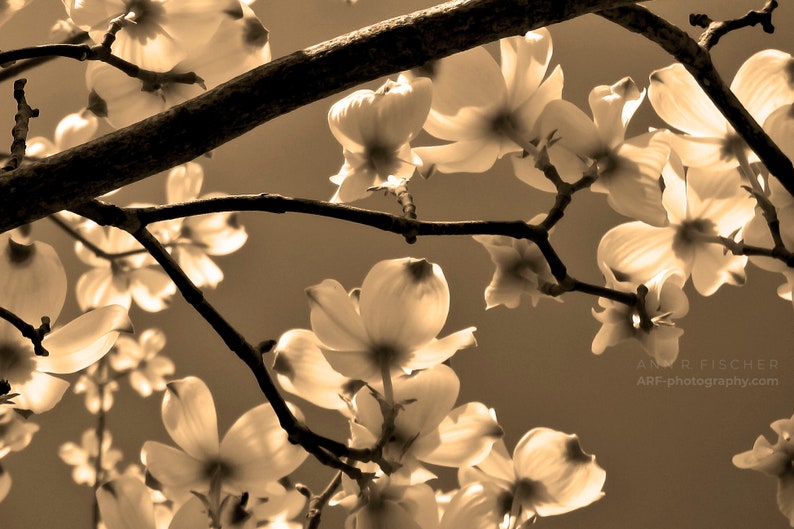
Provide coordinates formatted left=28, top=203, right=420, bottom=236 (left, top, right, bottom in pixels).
left=649, top=64, right=728, bottom=137
left=415, top=402, right=502, bottom=467
left=359, top=258, right=449, bottom=353
left=96, top=477, right=155, bottom=529
left=161, top=377, right=219, bottom=460
left=221, top=403, right=308, bottom=494
left=37, top=305, right=132, bottom=374
left=306, top=279, right=369, bottom=351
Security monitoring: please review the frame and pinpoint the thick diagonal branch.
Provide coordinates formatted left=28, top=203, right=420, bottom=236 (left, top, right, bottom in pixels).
left=0, top=0, right=641, bottom=234
left=598, top=5, right=794, bottom=196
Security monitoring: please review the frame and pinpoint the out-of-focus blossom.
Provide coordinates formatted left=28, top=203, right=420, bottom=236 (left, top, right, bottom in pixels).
left=352, top=365, right=502, bottom=484
left=733, top=412, right=794, bottom=526
left=109, top=328, right=174, bottom=397
left=442, top=428, right=605, bottom=528
left=85, top=3, right=270, bottom=129
left=334, top=474, right=439, bottom=529
left=413, top=29, right=562, bottom=175
left=327, top=76, right=431, bottom=203
left=74, top=361, right=119, bottom=414
left=517, top=77, right=670, bottom=226
left=598, top=159, right=755, bottom=296
left=27, top=110, right=100, bottom=157
left=0, top=406, right=38, bottom=459
left=64, top=0, right=233, bottom=71
left=249, top=481, right=306, bottom=528
left=306, top=258, right=476, bottom=383
left=0, top=0, right=33, bottom=28
left=148, top=162, right=248, bottom=289
left=142, top=377, right=308, bottom=505
left=473, top=215, right=558, bottom=309
left=75, top=221, right=176, bottom=312
left=272, top=329, right=362, bottom=414
left=591, top=268, right=689, bottom=366
left=648, top=50, right=794, bottom=169
left=59, top=429, right=123, bottom=486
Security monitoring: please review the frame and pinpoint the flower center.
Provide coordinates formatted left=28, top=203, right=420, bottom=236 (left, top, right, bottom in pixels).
left=490, top=111, right=518, bottom=141
left=0, top=341, right=36, bottom=387
left=365, top=143, right=395, bottom=177
left=673, top=218, right=715, bottom=255
left=204, top=458, right=233, bottom=482
left=720, top=133, right=746, bottom=162
left=124, top=0, right=166, bottom=43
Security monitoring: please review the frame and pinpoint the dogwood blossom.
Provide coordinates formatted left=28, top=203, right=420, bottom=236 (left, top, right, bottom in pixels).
left=441, top=427, right=605, bottom=528
left=473, top=215, right=557, bottom=309
left=351, top=365, right=502, bottom=484
left=413, top=29, right=562, bottom=174
left=27, top=110, right=99, bottom=157
left=109, top=328, right=174, bottom=397
left=272, top=329, right=362, bottom=414
left=733, top=412, right=794, bottom=526
left=648, top=50, right=794, bottom=169
left=64, top=0, right=232, bottom=71
left=743, top=104, right=794, bottom=307
left=327, top=76, right=431, bottom=203
left=334, top=474, right=439, bottom=529
left=0, top=231, right=66, bottom=327
left=147, top=162, right=248, bottom=289
left=597, top=158, right=755, bottom=296
left=59, top=429, right=123, bottom=485
left=516, top=77, right=670, bottom=226
left=591, top=268, right=689, bottom=366
left=74, top=361, right=118, bottom=414
left=74, top=221, right=176, bottom=312
left=86, top=3, right=270, bottom=129
left=305, top=258, right=476, bottom=382
left=142, top=377, right=307, bottom=505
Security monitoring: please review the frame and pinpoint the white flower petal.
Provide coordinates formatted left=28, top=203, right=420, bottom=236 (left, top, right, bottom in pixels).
left=220, top=403, right=308, bottom=494
left=161, top=377, right=219, bottom=460
left=415, top=402, right=503, bottom=468
left=306, top=279, right=369, bottom=351
left=37, top=305, right=132, bottom=374
left=96, top=477, right=156, bottom=529
left=732, top=49, right=794, bottom=125
left=649, top=63, right=728, bottom=137
left=404, top=327, right=477, bottom=371
left=11, top=371, right=70, bottom=414
left=141, top=441, right=208, bottom=503
left=359, top=258, right=450, bottom=353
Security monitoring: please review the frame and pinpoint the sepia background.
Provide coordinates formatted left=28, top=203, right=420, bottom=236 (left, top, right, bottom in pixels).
left=0, top=1, right=792, bottom=528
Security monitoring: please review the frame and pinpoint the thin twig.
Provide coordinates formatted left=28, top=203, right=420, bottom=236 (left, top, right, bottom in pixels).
left=0, top=0, right=645, bottom=234
left=0, top=31, right=90, bottom=84
left=70, top=200, right=368, bottom=478
left=690, top=0, right=778, bottom=50
left=0, top=306, right=50, bottom=356
left=305, top=472, right=343, bottom=529
left=598, top=5, right=794, bottom=197
left=2, top=79, right=39, bottom=172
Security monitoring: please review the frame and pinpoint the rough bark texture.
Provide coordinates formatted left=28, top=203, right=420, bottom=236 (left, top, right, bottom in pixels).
left=0, top=0, right=640, bottom=233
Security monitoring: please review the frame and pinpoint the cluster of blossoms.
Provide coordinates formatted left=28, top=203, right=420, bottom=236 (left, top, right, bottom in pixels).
left=0, top=0, right=789, bottom=524
left=325, top=29, right=794, bottom=369
left=63, top=0, right=271, bottom=128
left=70, top=161, right=247, bottom=312
left=272, top=257, right=606, bottom=528
left=0, top=230, right=133, bottom=500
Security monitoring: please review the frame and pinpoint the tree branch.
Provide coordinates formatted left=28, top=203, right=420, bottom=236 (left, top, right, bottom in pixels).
left=598, top=5, right=794, bottom=197
left=0, top=0, right=642, bottom=234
